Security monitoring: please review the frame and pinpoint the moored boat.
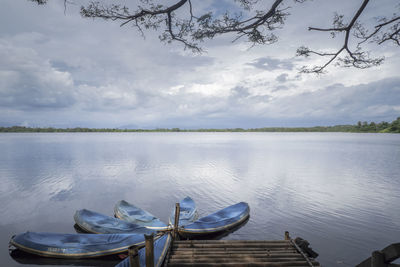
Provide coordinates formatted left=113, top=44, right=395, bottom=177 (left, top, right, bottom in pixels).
left=169, top=196, right=198, bottom=226
left=114, top=200, right=167, bottom=230
left=9, top=232, right=153, bottom=258
left=178, top=202, right=250, bottom=238
left=74, top=209, right=156, bottom=235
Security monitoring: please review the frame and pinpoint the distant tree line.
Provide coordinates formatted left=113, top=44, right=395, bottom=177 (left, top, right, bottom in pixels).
left=1, top=117, right=399, bottom=133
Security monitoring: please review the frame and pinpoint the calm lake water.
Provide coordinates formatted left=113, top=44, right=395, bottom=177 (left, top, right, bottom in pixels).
left=1, top=132, right=399, bottom=266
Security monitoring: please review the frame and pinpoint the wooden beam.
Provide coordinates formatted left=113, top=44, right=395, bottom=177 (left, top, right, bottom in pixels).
left=145, top=234, right=154, bottom=267
left=383, top=243, right=400, bottom=263
left=173, top=203, right=180, bottom=240
left=285, top=231, right=290, bottom=241
left=128, top=245, right=140, bottom=267
left=356, top=243, right=400, bottom=267
left=371, top=250, right=385, bottom=267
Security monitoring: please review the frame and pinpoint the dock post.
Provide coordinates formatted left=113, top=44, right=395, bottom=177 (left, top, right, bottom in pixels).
left=128, top=246, right=140, bottom=267
left=173, top=203, right=180, bottom=240
left=285, top=231, right=290, bottom=240
left=371, top=250, right=386, bottom=267
left=144, top=234, right=154, bottom=267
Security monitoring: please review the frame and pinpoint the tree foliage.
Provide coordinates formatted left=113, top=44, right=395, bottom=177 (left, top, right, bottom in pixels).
left=1, top=117, right=400, bottom=133
left=28, top=0, right=400, bottom=73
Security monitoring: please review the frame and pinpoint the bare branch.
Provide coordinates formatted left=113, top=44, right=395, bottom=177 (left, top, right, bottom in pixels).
left=28, top=0, right=398, bottom=74
left=298, top=0, right=386, bottom=73
left=80, top=0, right=204, bottom=52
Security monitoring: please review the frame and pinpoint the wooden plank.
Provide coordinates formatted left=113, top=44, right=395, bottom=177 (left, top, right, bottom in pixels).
left=167, top=262, right=320, bottom=267
left=171, top=253, right=300, bottom=258
left=356, top=243, right=400, bottom=267
left=171, top=248, right=297, bottom=252
left=174, top=244, right=293, bottom=247
left=173, top=244, right=293, bottom=248
left=169, top=257, right=306, bottom=262
left=383, top=243, right=400, bottom=262
left=371, top=250, right=385, bottom=267
left=169, top=254, right=306, bottom=259
left=173, top=244, right=295, bottom=248
left=290, top=238, right=315, bottom=267
left=174, top=240, right=291, bottom=244
left=168, top=258, right=310, bottom=263
left=170, top=253, right=304, bottom=258
left=166, top=238, right=321, bottom=267
left=171, top=251, right=299, bottom=256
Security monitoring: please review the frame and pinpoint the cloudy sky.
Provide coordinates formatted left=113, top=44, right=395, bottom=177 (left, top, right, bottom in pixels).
left=0, top=0, right=399, bottom=128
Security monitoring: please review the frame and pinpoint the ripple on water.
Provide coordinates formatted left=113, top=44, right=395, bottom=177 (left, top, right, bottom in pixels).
left=0, top=132, right=399, bottom=267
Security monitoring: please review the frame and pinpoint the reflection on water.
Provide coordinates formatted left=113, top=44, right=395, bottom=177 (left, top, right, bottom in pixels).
left=1, top=132, right=399, bottom=266
left=9, top=249, right=120, bottom=266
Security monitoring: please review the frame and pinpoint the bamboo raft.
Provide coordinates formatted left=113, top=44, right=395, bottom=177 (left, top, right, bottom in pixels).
left=165, top=239, right=321, bottom=267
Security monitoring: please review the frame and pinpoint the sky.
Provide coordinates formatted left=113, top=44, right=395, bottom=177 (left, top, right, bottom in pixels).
left=0, top=0, right=399, bottom=129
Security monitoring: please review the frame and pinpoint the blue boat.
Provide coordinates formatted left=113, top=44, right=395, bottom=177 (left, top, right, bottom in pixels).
left=74, top=209, right=156, bottom=235
left=9, top=232, right=152, bottom=258
left=177, top=202, right=250, bottom=238
left=169, top=196, right=198, bottom=226
left=114, top=200, right=167, bottom=230
left=115, top=233, right=172, bottom=267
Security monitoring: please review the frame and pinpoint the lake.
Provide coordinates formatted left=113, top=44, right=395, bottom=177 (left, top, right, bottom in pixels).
left=1, top=132, right=399, bottom=266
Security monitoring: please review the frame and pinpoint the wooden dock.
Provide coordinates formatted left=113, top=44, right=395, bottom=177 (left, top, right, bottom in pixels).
left=164, top=239, right=321, bottom=267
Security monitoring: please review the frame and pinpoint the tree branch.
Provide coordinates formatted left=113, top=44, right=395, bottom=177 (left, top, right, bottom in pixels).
left=28, top=0, right=398, bottom=74
left=298, top=0, right=386, bottom=73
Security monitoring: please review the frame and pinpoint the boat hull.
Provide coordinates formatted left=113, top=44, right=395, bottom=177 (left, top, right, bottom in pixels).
left=114, top=200, right=167, bottom=230
left=178, top=202, right=250, bottom=238
left=169, top=196, right=198, bottom=226
left=74, top=209, right=156, bottom=235
left=9, top=232, right=151, bottom=258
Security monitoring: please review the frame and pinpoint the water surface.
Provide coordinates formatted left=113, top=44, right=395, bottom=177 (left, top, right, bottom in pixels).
left=1, top=132, right=399, bottom=266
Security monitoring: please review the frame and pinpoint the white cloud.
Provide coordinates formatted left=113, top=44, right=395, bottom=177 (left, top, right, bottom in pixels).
left=0, top=0, right=399, bottom=128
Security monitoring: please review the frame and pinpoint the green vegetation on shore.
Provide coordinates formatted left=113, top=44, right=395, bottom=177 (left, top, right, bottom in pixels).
left=1, top=117, right=399, bottom=133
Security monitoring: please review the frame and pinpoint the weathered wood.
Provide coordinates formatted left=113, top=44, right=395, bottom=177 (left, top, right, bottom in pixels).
left=169, top=257, right=306, bottom=262
left=173, top=245, right=295, bottom=248
left=290, top=239, right=315, bottom=267
left=171, top=250, right=299, bottom=254
left=165, top=239, right=321, bottom=267
left=174, top=240, right=290, bottom=244
left=167, top=262, right=319, bottom=267
left=173, top=244, right=293, bottom=248
left=168, top=257, right=311, bottom=263
left=173, top=203, right=180, bottom=240
left=356, top=243, right=400, bottom=267
left=128, top=246, right=140, bottom=267
left=285, top=231, right=290, bottom=241
left=145, top=234, right=154, bottom=267
left=371, top=250, right=386, bottom=267
left=171, top=248, right=298, bottom=252
left=172, top=249, right=297, bottom=253
left=383, top=243, right=400, bottom=263
left=170, top=253, right=304, bottom=258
